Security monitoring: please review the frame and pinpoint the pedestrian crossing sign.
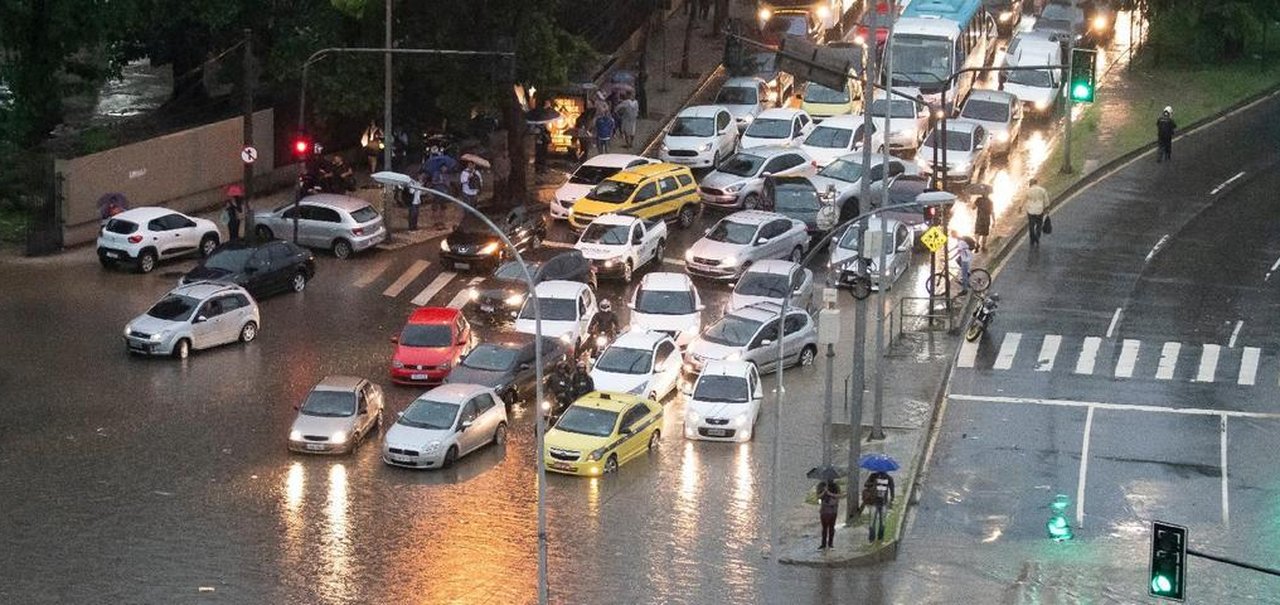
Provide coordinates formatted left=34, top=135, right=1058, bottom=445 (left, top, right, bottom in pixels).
left=921, top=226, right=947, bottom=252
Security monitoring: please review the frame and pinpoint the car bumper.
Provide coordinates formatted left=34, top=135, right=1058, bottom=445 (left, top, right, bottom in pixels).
left=660, top=150, right=716, bottom=167
left=289, top=439, right=351, bottom=454
left=684, top=421, right=751, bottom=442
left=440, top=251, right=501, bottom=271
left=352, top=227, right=388, bottom=252
left=698, top=191, right=743, bottom=207
left=124, top=336, right=173, bottom=356
left=98, top=246, right=138, bottom=262
left=589, top=259, right=629, bottom=277
left=383, top=448, right=447, bottom=469
left=543, top=454, right=607, bottom=476
left=550, top=199, right=573, bottom=219
left=390, top=367, right=451, bottom=385
left=886, top=132, right=919, bottom=151
left=685, top=261, right=741, bottom=280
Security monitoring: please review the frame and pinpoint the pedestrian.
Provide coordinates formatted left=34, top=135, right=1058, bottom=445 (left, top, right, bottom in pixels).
left=361, top=121, right=383, bottom=175
left=954, top=235, right=974, bottom=295
left=535, top=125, right=551, bottom=173
left=1020, top=177, right=1048, bottom=247
left=697, top=0, right=711, bottom=20
left=571, top=360, right=595, bottom=399
left=615, top=92, right=640, bottom=148
left=861, top=470, right=896, bottom=542
left=223, top=184, right=244, bottom=242
left=637, top=69, right=649, bottom=119
left=972, top=193, right=993, bottom=252
left=786, top=92, right=804, bottom=109
left=460, top=161, right=482, bottom=207
left=1156, top=106, right=1176, bottom=163
left=407, top=187, right=422, bottom=231
left=817, top=480, right=841, bottom=549
left=595, top=111, right=616, bottom=154
left=573, top=110, right=593, bottom=161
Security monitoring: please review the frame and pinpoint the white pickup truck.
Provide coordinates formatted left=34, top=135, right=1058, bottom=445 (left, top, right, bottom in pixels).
left=574, top=214, right=667, bottom=283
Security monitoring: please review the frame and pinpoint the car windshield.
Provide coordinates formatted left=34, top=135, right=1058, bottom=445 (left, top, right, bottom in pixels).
left=765, top=15, right=809, bottom=37
left=580, top=222, right=630, bottom=245
left=400, top=324, right=452, bottom=347
left=838, top=225, right=862, bottom=249
left=804, top=125, right=853, bottom=149
left=105, top=219, right=138, bottom=234
left=923, top=129, right=974, bottom=151
left=596, top=346, right=653, bottom=375
left=520, top=297, right=577, bottom=321
left=706, top=220, right=757, bottom=245
left=891, top=34, right=951, bottom=87
left=703, top=315, right=763, bottom=347
left=203, top=247, right=256, bottom=272
left=744, top=119, right=792, bottom=140
left=693, top=375, right=750, bottom=403
left=818, top=158, right=863, bottom=183
left=398, top=399, right=459, bottom=430
left=350, top=206, right=379, bottom=223
left=670, top=116, right=715, bottom=137
left=462, top=345, right=519, bottom=371
left=805, top=83, right=850, bottom=104
left=869, top=98, right=919, bottom=119
left=588, top=179, right=637, bottom=203
left=636, top=288, right=696, bottom=315
left=495, top=260, right=539, bottom=281
left=554, top=406, right=619, bottom=437
left=569, top=164, right=622, bottom=185
left=717, top=153, right=765, bottom=177
left=1005, top=68, right=1055, bottom=87
left=773, top=185, right=819, bottom=211
left=300, top=390, right=356, bottom=417
left=962, top=99, right=1010, bottom=122
left=457, top=213, right=499, bottom=234
left=147, top=295, right=199, bottom=321
left=736, top=272, right=790, bottom=297
left=716, top=86, right=758, bottom=106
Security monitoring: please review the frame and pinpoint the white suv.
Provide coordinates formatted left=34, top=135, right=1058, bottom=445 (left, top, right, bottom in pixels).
left=98, top=207, right=221, bottom=273
left=124, top=282, right=261, bottom=359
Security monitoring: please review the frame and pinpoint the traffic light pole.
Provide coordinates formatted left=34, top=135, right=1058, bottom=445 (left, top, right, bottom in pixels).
left=1061, top=44, right=1075, bottom=174
left=1186, top=548, right=1280, bottom=577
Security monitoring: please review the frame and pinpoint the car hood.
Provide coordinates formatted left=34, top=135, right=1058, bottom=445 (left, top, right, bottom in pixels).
left=545, top=427, right=612, bottom=453
left=687, top=399, right=754, bottom=420
left=688, top=238, right=747, bottom=261
left=291, top=412, right=356, bottom=437
left=446, top=366, right=513, bottom=389
left=183, top=265, right=242, bottom=285
left=700, top=170, right=755, bottom=190
left=589, top=370, right=650, bottom=395
left=394, top=345, right=456, bottom=366
left=575, top=242, right=626, bottom=260
left=476, top=279, right=527, bottom=302
left=555, top=182, right=592, bottom=203
left=687, top=339, right=742, bottom=363
left=127, top=314, right=184, bottom=336
left=516, top=318, right=578, bottom=340
left=663, top=134, right=713, bottom=150
left=722, top=104, right=759, bottom=119
left=1003, top=82, right=1056, bottom=101
left=964, top=118, right=1010, bottom=136
left=447, top=230, right=498, bottom=247
left=801, top=146, right=848, bottom=167
left=384, top=422, right=454, bottom=450
left=808, top=174, right=859, bottom=198
left=631, top=311, right=699, bottom=334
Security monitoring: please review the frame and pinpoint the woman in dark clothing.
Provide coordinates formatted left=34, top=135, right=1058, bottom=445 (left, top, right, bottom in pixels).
left=817, top=481, right=841, bottom=549
left=973, top=194, right=994, bottom=252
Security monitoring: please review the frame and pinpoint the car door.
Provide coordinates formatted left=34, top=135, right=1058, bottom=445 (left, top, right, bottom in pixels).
left=782, top=312, right=808, bottom=365
left=267, top=242, right=299, bottom=292
left=746, top=319, right=781, bottom=370
left=456, top=398, right=482, bottom=455
left=619, top=404, right=650, bottom=462
left=455, top=316, right=474, bottom=360
left=761, top=219, right=791, bottom=259
left=190, top=297, right=227, bottom=349
left=715, top=110, right=736, bottom=153
left=656, top=176, right=681, bottom=219
left=472, top=393, right=500, bottom=449
left=165, top=214, right=202, bottom=256
left=146, top=216, right=179, bottom=257
left=515, top=346, right=539, bottom=402
left=890, top=224, right=910, bottom=279
left=578, top=288, right=596, bottom=343
left=631, top=181, right=660, bottom=220
left=792, top=267, right=815, bottom=309
left=354, top=385, right=374, bottom=437
left=651, top=340, right=680, bottom=399
left=242, top=247, right=274, bottom=296
left=309, top=205, right=344, bottom=249
left=748, top=364, right=764, bottom=421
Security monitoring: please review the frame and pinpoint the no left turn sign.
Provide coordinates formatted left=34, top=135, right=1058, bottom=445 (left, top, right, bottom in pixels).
left=240, top=146, right=258, bottom=164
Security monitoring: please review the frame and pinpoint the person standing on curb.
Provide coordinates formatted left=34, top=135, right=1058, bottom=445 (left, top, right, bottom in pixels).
left=223, top=185, right=244, bottom=242
left=972, top=192, right=993, bottom=252
left=595, top=111, right=616, bottom=155
left=817, top=480, right=841, bottom=550
left=616, top=92, right=640, bottom=148
left=407, top=187, right=422, bottom=231
left=1156, top=106, right=1176, bottom=163
left=1020, top=178, right=1048, bottom=247
left=460, top=161, right=482, bottom=207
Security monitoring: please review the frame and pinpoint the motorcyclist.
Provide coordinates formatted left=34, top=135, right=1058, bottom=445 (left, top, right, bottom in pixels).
left=570, top=360, right=595, bottom=400
left=550, top=359, right=576, bottom=414
left=584, top=299, right=621, bottom=361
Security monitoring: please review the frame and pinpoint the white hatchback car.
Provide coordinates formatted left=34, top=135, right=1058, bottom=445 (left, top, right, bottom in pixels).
left=123, top=282, right=260, bottom=359
left=684, top=360, right=764, bottom=442
left=629, top=272, right=704, bottom=348
left=590, top=330, right=682, bottom=401
left=828, top=216, right=913, bottom=291
left=514, top=280, right=598, bottom=347
left=551, top=154, right=658, bottom=220
left=730, top=259, right=814, bottom=312
left=799, top=114, right=886, bottom=168
left=382, top=383, right=509, bottom=470
left=98, top=207, right=221, bottom=273
left=659, top=105, right=740, bottom=169
left=738, top=108, right=815, bottom=149
left=288, top=376, right=385, bottom=455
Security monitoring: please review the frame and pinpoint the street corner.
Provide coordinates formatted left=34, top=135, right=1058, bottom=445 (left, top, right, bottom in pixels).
left=776, top=497, right=901, bottom=568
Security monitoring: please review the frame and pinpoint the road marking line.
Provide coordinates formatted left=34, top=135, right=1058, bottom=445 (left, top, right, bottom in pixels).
left=1114, top=339, right=1141, bottom=378
left=1195, top=344, right=1221, bottom=383
left=1035, top=335, right=1061, bottom=371
left=1210, top=170, right=1245, bottom=195
left=993, top=333, right=1021, bottom=370
left=542, top=241, right=574, bottom=249
left=353, top=258, right=395, bottom=288
left=1156, top=342, right=1180, bottom=380
left=1106, top=307, right=1123, bottom=338
left=447, top=277, right=485, bottom=309
left=1238, top=347, right=1261, bottom=386
left=1220, top=415, right=1230, bottom=529
left=1229, top=320, right=1243, bottom=348
left=383, top=260, right=430, bottom=297
left=947, top=393, right=1280, bottom=420
left=957, top=338, right=979, bottom=368
left=663, top=256, right=687, bottom=266
left=1267, top=257, right=1280, bottom=282
left=411, top=271, right=457, bottom=306
left=1075, top=337, right=1101, bottom=375
left=1076, top=405, right=1094, bottom=528
left=1144, top=234, right=1170, bottom=263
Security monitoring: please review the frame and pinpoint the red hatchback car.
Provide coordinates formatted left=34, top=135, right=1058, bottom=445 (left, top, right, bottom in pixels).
left=390, top=307, right=474, bottom=385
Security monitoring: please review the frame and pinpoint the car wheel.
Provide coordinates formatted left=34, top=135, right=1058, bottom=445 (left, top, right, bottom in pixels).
left=256, top=225, right=274, bottom=240
left=677, top=205, right=696, bottom=229
left=742, top=193, right=762, bottom=210
left=789, top=246, right=803, bottom=263
left=172, top=339, right=191, bottom=360
left=136, top=250, right=157, bottom=274
left=332, top=239, right=353, bottom=260
left=622, top=260, right=634, bottom=283
left=798, top=344, right=817, bottom=367
left=648, top=430, right=661, bottom=451
left=290, top=272, right=307, bottom=293
left=493, top=422, right=508, bottom=446
left=442, top=445, right=459, bottom=469
left=604, top=454, right=619, bottom=474
left=199, top=234, right=219, bottom=257
left=655, top=239, right=666, bottom=265
left=239, top=321, right=258, bottom=343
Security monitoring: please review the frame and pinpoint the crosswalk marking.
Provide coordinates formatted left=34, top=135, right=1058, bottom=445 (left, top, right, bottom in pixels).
left=1156, top=342, right=1180, bottom=380
left=447, top=277, right=485, bottom=309
left=1035, top=335, right=1061, bottom=371
left=1195, top=344, right=1221, bottom=383
left=354, top=258, right=395, bottom=288
left=957, top=338, right=979, bottom=368
left=994, top=333, right=1021, bottom=370
left=1114, top=339, right=1141, bottom=378
left=1075, top=337, right=1101, bottom=375
left=383, top=260, right=431, bottom=297
left=411, top=271, right=458, bottom=306
left=1238, top=347, right=1261, bottom=386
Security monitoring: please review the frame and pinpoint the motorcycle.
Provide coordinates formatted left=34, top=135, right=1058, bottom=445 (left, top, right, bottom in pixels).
left=580, top=332, right=614, bottom=365
left=965, top=293, right=1000, bottom=342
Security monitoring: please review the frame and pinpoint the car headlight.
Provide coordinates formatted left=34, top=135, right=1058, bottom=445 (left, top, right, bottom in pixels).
left=732, top=415, right=747, bottom=427
left=505, top=293, right=525, bottom=306
left=757, top=7, right=771, bottom=21
left=816, top=5, right=830, bottom=19
left=661, top=143, right=669, bottom=153
left=1035, top=99, right=1050, bottom=111
left=468, top=288, right=480, bottom=301
left=724, top=182, right=745, bottom=193
left=392, top=359, right=405, bottom=369
left=685, top=249, right=696, bottom=263
left=150, top=332, right=164, bottom=342
left=604, top=259, right=615, bottom=268
left=951, top=161, right=970, bottom=173
left=1092, top=15, right=1108, bottom=31
left=424, top=441, right=441, bottom=453
left=740, top=115, right=754, bottom=125
left=480, top=242, right=500, bottom=255
left=699, top=142, right=713, bottom=152
left=722, top=256, right=740, bottom=267
left=595, top=335, right=608, bottom=348
left=687, top=411, right=702, bottom=424
left=996, top=131, right=1010, bottom=143
left=331, top=431, right=348, bottom=444
left=290, top=430, right=303, bottom=441
left=628, top=382, right=648, bottom=395
left=440, top=361, right=451, bottom=370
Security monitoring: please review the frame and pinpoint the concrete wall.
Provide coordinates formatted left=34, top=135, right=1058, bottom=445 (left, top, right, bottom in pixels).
left=57, top=109, right=283, bottom=247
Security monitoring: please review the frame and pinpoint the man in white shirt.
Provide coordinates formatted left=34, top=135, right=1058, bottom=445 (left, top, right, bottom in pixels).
left=1020, top=177, right=1049, bottom=246
left=460, top=161, right=482, bottom=207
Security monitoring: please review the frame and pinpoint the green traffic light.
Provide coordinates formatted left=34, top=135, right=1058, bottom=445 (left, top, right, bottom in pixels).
left=1151, top=574, right=1173, bottom=594
left=1072, top=83, right=1091, bottom=101
left=1047, top=495, right=1073, bottom=540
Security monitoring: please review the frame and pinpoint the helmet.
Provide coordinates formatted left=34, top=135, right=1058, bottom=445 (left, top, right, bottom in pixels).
left=576, top=360, right=588, bottom=370
left=599, top=299, right=612, bottom=312
left=1163, top=106, right=1172, bottom=116
left=225, top=184, right=244, bottom=197
left=987, top=293, right=1000, bottom=302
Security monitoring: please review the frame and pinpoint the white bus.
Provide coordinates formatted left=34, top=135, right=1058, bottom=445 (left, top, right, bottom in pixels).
left=887, top=0, right=999, bottom=113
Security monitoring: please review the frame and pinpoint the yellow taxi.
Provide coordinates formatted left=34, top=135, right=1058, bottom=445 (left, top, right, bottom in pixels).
left=543, top=391, right=663, bottom=476
left=801, top=79, right=862, bottom=122
left=568, top=163, right=699, bottom=231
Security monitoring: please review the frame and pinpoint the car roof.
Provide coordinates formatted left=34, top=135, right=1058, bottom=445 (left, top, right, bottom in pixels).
left=678, top=105, right=730, bottom=118
left=580, top=153, right=652, bottom=169
left=211, top=240, right=280, bottom=254
left=408, top=306, right=462, bottom=324
left=731, top=301, right=789, bottom=322
left=569, top=391, right=650, bottom=413
left=418, top=383, right=490, bottom=404
left=744, top=259, right=801, bottom=275
left=723, top=76, right=767, bottom=88
left=1011, top=34, right=1063, bottom=57
left=299, top=193, right=376, bottom=212
left=724, top=210, right=787, bottom=225
left=735, top=145, right=807, bottom=160
left=589, top=213, right=641, bottom=227
left=312, top=375, right=365, bottom=392
left=609, top=162, right=689, bottom=183
left=534, top=279, right=589, bottom=298
left=114, top=206, right=179, bottom=222
left=964, top=89, right=1017, bottom=105
left=611, top=330, right=670, bottom=350
left=700, top=360, right=755, bottom=378
left=755, top=108, right=807, bottom=121
left=639, top=271, right=693, bottom=291
left=170, top=281, right=248, bottom=299
left=814, top=114, right=870, bottom=129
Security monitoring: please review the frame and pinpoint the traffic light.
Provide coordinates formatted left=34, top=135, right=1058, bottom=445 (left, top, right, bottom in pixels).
left=1150, top=521, right=1187, bottom=601
left=1069, top=48, right=1098, bottom=103
left=292, top=134, right=312, bottom=159
left=1046, top=494, right=1073, bottom=541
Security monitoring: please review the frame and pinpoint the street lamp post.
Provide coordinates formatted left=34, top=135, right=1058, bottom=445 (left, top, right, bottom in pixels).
left=371, top=170, right=550, bottom=605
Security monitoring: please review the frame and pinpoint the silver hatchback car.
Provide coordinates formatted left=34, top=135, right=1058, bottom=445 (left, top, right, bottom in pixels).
left=123, top=282, right=261, bottom=359
left=683, top=301, right=819, bottom=378
left=698, top=146, right=813, bottom=211
left=684, top=210, right=810, bottom=280
left=288, top=376, right=386, bottom=455
left=253, top=194, right=388, bottom=259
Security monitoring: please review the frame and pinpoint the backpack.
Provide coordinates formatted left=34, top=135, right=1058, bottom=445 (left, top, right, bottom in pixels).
left=467, top=170, right=482, bottom=190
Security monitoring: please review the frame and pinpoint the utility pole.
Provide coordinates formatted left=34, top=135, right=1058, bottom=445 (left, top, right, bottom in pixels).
left=383, top=0, right=394, bottom=230
left=1061, top=41, right=1075, bottom=174
left=768, top=277, right=791, bottom=561
left=871, top=0, right=897, bottom=442
left=241, top=28, right=255, bottom=236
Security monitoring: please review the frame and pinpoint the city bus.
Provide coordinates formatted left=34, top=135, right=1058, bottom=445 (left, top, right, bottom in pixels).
left=887, top=0, right=999, bottom=113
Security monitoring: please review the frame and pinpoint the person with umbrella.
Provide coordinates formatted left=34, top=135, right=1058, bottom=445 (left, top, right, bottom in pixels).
left=969, top=183, right=994, bottom=253
left=858, top=453, right=898, bottom=542
left=459, top=154, right=489, bottom=208
left=223, top=184, right=245, bottom=242
left=816, top=473, right=842, bottom=549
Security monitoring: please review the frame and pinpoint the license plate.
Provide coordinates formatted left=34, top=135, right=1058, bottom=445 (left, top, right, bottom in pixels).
left=705, top=429, right=727, bottom=437
left=391, top=454, right=413, bottom=462
left=411, top=373, right=429, bottom=380
left=455, top=262, right=470, bottom=270
left=550, top=461, right=575, bottom=471
left=480, top=304, right=494, bottom=313
left=105, top=251, right=121, bottom=259
left=305, top=443, right=326, bottom=451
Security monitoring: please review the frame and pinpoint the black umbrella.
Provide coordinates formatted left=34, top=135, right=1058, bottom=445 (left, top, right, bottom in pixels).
left=806, top=465, right=846, bottom=482
left=97, top=192, right=129, bottom=220
left=525, top=106, right=562, bottom=125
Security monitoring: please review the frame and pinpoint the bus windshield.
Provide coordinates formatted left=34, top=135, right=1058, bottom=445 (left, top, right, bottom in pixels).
left=890, top=35, right=952, bottom=88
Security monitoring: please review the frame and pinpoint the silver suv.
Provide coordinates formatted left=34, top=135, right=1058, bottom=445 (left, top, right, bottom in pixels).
left=124, top=282, right=261, bottom=359
left=253, top=194, right=387, bottom=259
left=683, top=210, right=810, bottom=280
left=682, top=301, right=818, bottom=378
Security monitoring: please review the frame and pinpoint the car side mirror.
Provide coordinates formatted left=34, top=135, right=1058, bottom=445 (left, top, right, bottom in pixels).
left=456, top=337, right=467, bottom=346
left=704, top=227, right=712, bottom=236
left=520, top=362, right=532, bottom=370
left=460, top=419, right=474, bottom=429
left=897, top=240, right=910, bottom=252
left=632, top=234, right=643, bottom=244
left=194, top=315, right=207, bottom=323
left=358, top=403, right=368, bottom=414
left=696, top=304, right=706, bottom=311
left=620, top=427, right=633, bottom=436
left=755, top=237, right=771, bottom=245
left=760, top=338, right=773, bottom=347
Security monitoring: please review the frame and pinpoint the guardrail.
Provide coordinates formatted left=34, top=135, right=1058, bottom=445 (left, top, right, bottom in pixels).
left=897, top=295, right=954, bottom=335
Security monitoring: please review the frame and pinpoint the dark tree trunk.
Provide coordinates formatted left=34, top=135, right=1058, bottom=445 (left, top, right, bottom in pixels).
left=502, top=90, right=528, bottom=208
left=12, top=0, right=62, bottom=144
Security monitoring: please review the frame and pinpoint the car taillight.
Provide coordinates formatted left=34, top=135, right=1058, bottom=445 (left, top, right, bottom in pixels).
left=352, top=227, right=365, bottom=236
left=127, top=235, right=143, bottom=244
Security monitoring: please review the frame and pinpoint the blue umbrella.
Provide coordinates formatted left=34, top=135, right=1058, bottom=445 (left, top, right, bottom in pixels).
left=421, top=154, right=459, bottom=179
left=858, top=453, right=899, bottom=473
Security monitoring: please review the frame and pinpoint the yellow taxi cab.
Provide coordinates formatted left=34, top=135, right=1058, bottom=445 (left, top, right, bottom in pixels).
left=801, top=79, right=861, bottom=122
left=568, top=163, right=699, bottom=232
left=543, top=391, right=663, bottom=476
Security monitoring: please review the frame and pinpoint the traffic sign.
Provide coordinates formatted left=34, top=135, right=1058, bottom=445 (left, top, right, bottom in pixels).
left=920, top=226, right=947, bottom=252
left=240, top=145, right=258, bottom=164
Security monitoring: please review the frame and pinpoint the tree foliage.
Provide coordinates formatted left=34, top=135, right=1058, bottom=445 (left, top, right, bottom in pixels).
left=1146, top=0, right=1280, bottom=62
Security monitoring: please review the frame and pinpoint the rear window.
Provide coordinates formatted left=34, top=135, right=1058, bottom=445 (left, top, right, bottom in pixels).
left=106, top=219, right=138, bottom=235
left=350, top=206, right=379, bottom=223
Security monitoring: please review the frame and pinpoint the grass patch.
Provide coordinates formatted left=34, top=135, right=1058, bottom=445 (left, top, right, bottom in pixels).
left=0, top=206, right=28, bottom=244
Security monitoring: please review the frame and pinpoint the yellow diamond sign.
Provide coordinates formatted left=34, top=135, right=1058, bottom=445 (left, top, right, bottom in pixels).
left=920, top=226, right=948, bottom=253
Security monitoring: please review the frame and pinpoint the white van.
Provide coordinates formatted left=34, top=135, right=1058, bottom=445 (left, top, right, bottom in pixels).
left=999, top=33, right=1064, bottom=116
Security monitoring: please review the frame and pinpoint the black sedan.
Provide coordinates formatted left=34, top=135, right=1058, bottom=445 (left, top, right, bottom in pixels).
left=440, top=205, right=547, bottom=271
left=877, top=174, right=935, bottom=250
left=468, top=248, right=595, bottom=323
left=181, top=240, right=316, bottom=298
left=445, top=334, right=568, bottom=407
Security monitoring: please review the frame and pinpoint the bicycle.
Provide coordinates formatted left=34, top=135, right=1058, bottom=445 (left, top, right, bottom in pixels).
left=924, top=265, right=990, bottom=297
left=831, top=256, right=873, bottom=300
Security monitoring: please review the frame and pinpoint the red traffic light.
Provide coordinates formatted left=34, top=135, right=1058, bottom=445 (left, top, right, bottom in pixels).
left=293, top=138, right=310, bottom=156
